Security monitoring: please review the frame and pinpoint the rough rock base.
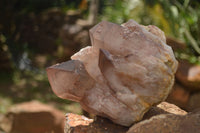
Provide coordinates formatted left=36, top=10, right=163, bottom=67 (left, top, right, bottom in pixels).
left=65, top=113, right=128, bottom=133
left=65, top=102, right=190, bottom=133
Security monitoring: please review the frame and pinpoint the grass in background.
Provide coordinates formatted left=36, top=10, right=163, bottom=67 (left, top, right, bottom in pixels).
left=0, top=70, right=82, bottom=114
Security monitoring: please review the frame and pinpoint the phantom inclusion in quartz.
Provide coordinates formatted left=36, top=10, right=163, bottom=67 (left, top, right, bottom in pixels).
left=46, top=20, right=178, bottom=126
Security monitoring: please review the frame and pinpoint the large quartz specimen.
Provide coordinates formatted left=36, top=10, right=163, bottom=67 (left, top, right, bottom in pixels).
left=46, top=20, right=178, bottom=126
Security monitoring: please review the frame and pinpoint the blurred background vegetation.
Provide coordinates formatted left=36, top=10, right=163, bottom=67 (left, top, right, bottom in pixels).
left=0, top=0, right=200, bottom=114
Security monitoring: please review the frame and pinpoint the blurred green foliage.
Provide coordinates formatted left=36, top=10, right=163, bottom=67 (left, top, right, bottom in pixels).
left=100, top=0, right=200, bottom=64
left=158, top=0, right=200, bottom=64
left=0, top=0, right=200, bottom=114
left=0, top=0, right=84, bottom=114
left=1, top=0, right=200, bottom=68
left=0, top=0, right=83, bottom=69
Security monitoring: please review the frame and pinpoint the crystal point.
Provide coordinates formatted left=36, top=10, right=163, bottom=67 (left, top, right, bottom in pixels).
left=47, top=20, right=178, bottom=126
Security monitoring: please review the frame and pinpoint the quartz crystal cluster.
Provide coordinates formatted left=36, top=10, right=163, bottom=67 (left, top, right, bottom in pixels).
left=46, top=20, right=178, bottom=126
